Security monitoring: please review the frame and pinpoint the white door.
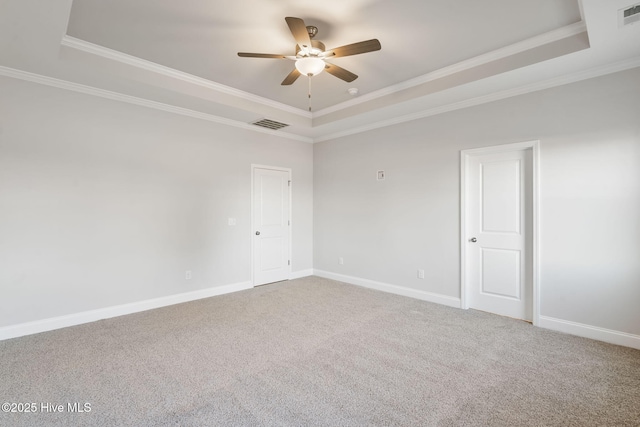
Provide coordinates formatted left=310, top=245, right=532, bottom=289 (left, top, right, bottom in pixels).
left=465, top=147, right=533, bottom=321
left=253, top=167, right=290, bottom=286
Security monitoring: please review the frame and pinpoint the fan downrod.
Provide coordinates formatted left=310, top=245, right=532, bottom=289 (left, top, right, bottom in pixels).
left=306, top=26, right=318, bottom=39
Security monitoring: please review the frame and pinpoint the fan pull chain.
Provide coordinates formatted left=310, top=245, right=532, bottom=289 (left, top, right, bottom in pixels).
left=307, top=73, right=312, bottom=112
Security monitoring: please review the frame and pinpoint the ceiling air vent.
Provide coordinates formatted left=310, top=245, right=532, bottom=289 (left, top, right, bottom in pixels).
left=251, top=118, right=289, bottom=130
left=619, top=3, right=640, bottom=27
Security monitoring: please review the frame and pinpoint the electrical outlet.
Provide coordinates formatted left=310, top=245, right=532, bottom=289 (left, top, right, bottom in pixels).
left=339, top=257, right=344, bottom=265
left=418, top=269, right=425, bottom=279
left=185, top=270, right=192, bottom=280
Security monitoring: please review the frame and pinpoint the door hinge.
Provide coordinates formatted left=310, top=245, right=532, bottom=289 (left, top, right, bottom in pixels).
left=288, top=180, right=291, bottom=187
left=288, top=220, right=290, bottom=226
left=288, top=260, right=290, bottom=265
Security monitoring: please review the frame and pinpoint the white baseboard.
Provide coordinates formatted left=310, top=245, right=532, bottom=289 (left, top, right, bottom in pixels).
left=538, top=315, right=640, bottom=350
left=313, top=269, right=461, bottom=309
left=0, top=281, right=253, bottom=341
left=290, top=269, right=314, bottom=280
left=5, top=276, right=637, bottom=350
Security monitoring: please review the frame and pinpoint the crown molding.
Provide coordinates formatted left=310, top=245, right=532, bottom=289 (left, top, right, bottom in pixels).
left=3, top=55, right=637, bottom=145
left=0, top=66, right=313, bottom=143
left=313, top=55, right=640, bottom=142
left=61, top=21, right=587, bottom=123
left=313, top=21, right=588, bottom=118
left=61, top=35, right=312, bottom=119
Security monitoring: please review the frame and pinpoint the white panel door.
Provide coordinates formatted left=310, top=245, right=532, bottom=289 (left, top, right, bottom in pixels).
left=253, top=168, right=290, bottom=286
left=467, top=149, right=533, bottom=321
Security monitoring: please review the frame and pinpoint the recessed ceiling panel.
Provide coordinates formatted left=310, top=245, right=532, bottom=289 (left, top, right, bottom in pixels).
left=66, top=0, right=582, bottom=111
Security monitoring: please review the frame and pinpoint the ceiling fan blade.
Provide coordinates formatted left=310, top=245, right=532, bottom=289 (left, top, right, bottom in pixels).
left=285, top=17, right=312, bottom=51
left=324, top=39, right=381, bottom=58
left=238, top=52, right=288, bottom=59
left=324, top=63, right=358, bottom=82
left=281, top=68, right=301, bottom=85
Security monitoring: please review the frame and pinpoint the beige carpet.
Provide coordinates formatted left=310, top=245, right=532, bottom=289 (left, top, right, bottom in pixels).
left=1, top=276, right=639, bottom=426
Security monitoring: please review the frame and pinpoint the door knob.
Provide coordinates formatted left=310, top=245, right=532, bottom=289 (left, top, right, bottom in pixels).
left=470, top=237, right=477, bottom=242
left=255, top=231, right=260, bottom=235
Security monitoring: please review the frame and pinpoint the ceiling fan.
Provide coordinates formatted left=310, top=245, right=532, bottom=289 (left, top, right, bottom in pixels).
left=238, top=17, right=381, bottom=86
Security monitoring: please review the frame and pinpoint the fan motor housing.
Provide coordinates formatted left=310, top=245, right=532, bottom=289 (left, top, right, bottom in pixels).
left=296, top=40, right=325, bottom=56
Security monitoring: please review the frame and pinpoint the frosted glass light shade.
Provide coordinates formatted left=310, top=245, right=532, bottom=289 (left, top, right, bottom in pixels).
left=295, top=57, right=325, bottom=76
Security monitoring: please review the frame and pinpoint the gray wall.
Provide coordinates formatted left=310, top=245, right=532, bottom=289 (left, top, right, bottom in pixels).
left=314, top=67, right=640, bottom=335
left=0, top=77, right=313, bottom=327
left=2, top=67, right=639, bottom=338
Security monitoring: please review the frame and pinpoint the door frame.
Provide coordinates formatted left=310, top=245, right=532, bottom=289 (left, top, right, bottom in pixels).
left=251, top=164, right=292, bottom=287
left=460, top=141, right=540, bottom=325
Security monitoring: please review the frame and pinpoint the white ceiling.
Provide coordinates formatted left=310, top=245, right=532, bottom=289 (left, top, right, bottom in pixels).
left=65, top=0, right=582, bottom=110
left=1, top=0, right=640, bottom=142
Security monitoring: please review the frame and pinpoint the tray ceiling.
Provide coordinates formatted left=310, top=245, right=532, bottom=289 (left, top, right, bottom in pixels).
left=1, top=0, right=639, bottom=142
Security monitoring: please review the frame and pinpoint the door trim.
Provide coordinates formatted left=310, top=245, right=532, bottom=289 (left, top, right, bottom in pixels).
left=251, top=164, right=292, bottom=287
left=460, top=141, right=540, bottom=325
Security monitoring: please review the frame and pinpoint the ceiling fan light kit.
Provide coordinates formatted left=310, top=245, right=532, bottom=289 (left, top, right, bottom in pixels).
left=238, top=17, right=381, bottom=110
left=295, top=57, right=325, bottom=76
